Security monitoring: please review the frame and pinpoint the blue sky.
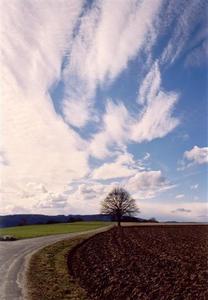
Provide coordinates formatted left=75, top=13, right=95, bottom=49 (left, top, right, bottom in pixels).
left=1, top=0, right=207, bottom=221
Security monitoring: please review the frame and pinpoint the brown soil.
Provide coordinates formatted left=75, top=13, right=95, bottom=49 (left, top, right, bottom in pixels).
left=68, top=225, right=208, bottom=300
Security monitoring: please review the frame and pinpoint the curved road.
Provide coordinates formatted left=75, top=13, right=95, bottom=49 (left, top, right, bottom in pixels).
left=0, top=226, right=112, bottom=300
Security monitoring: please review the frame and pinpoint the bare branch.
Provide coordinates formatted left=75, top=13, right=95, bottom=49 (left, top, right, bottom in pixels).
left=101, top=187, right=139, bottom=226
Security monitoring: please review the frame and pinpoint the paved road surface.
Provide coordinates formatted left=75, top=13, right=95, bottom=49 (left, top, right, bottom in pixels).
left=0, top=226, right=113, bottom=300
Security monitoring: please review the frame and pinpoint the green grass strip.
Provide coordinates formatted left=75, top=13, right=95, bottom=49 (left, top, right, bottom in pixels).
left=26, top=235, right=90, bottom=300
left=0, top=221, right=111, bottom=239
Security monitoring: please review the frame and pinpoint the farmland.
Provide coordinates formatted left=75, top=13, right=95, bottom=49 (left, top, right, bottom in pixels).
left=0, top=221, right=111, bottom=239
left=69, top=225, right=208, bottom=300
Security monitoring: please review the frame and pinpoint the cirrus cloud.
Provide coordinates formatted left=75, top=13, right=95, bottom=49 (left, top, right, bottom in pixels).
left=62, top=0, right=163, bottom=127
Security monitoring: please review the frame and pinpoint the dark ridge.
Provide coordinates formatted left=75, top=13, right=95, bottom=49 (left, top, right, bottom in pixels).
left=0, top=214, right=157, bottom=228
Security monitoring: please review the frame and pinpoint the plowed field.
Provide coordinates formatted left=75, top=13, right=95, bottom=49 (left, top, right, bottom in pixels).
left=68, top=225, right=208, bottom=300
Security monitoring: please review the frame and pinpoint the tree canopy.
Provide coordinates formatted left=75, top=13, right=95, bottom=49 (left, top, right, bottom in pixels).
left=101, top=187, right=139, bottom=226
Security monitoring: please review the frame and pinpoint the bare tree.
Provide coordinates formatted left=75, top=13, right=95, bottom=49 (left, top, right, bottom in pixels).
left=101, top=187, right=139, bottom=226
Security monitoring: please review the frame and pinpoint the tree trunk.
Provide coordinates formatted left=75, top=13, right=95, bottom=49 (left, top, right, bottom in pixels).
left=117, top=215, right=121, bottom=227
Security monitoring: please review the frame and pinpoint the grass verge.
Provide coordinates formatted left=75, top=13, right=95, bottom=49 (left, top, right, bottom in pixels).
left=26, top=226, right=113, bottom=300
left=26, top=236, right=88, bottom=300
left=0, top=221, right=111, bottom=239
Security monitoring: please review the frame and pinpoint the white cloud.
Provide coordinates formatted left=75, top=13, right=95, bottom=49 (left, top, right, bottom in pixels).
left=35, top=192, right=68, bottom=209
left=1, top=91, right=89, bottom=190
left=64, top=181, right=118, bottom=215
left=92, top=0, right=162, bottom=82
left=89, top=100, right=132, bottom=159
left=184, top=146, right=208, bottom=165
left=138, top=61, right=161, bottom=105
left=89, top=62, right=179, bottom=159
left=131, top=62, right=179, bottom=142
left=92, top=152, right=143, bottom=180
left=175, top=194, right=184, bottom=199
left=1, top=0, right=91, bottom=210
left=126, top=170, right=173, bottom=199
left=63, top=100, right=93, bottom=128
left=132, top=90, right=179, bottom=142
left=1, top=0, right=83, bottom=93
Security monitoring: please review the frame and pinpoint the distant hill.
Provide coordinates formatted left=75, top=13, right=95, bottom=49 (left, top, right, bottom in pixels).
left=0, top=214, right=158, bottom=228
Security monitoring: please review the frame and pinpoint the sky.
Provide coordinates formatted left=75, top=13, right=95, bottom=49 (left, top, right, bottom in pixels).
left=0, top=0, right=207, bottom=221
